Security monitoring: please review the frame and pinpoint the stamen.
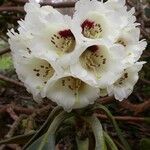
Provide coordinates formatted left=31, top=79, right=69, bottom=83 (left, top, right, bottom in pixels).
left=36, top=73, right=40, bottom=76
left=51, top=29, right=75, bottom=54
left=27, top=48, right=31, bottom=54
left=32, top=60, right=54, bottom=84
left=80, top=45, right=108, bottom=79
left=61, top=77, right=83, bottom=96
left=116, top=38, right=127, bottom=47
left=115, top=72, right=129, bottom=86
left=124, top=73, right=128, bottom=78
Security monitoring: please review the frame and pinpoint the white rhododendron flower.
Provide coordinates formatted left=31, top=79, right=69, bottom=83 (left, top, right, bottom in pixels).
left=107, top=62, right=145, bottom=101
left=114, top=27, right=147, bottom=64
left=43, top=74, right=100, bottom=111
left=72, top=0, right=120, bottom=41
left=18, top=0, right=77, bottom=66
left=8, top=0, right=147, bottom=111
left=10, top=52, right=58, bottom=101
left=71, top=40, right=126, bottom=87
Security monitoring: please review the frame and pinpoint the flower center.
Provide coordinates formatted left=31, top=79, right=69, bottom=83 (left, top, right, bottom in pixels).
left=80, top=45, right=108, bottom=78
left=32, top=60, right=54, bottom=84
left=116, top=38, right=127, bottom=47
left=50, top=29, right=75, bottom=55
left=81, top=19, right=103, bottom=39
left=114, top=72, right=129, bottom=86
left=61, top=76, right=84, bottom=96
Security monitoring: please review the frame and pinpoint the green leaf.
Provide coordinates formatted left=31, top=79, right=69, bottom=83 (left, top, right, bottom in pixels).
left=56, top=125, right=74, bottom=143
left=140, top=138, right=150, bottom=150
left=86, top=116, right=106, bottom=150
left=27, top=134, right=55, bottom=150
left=76, top=137, right=89, bottom=150
left=0, top=132, right=35, bottom=145
left=93, top=104, right=131, bottom=150
left=0, top=55, right=13, bottom=70
left=103, top=131, right=118, bottom=150
left=27, top=111, right=74, bottom=150
left=23, top=106, right=62, bottom=150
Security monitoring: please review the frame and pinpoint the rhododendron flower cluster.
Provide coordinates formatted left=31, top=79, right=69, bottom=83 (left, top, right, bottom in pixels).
left=8, top=0, right=146, bottom=111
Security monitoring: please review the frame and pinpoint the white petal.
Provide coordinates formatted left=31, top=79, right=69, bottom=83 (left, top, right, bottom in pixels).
left=14, top=56, right=56, bottom=101
left=44, top=74, right=100, bottom=111
left=8, top=29, right=32, bottom=58
left=105, top=0, right=136, bottom=28
left=72, top=0, right=119, bottom=41
left=71, top=40, right=126, bottom=88
left=123, top=40, right=147, bottom=64
left=109, top=62, right=144, bottom=101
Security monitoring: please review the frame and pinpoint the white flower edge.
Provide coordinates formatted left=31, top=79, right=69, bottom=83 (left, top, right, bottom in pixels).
left=18, top=0, right=55, bottom=35
left=12, top=53, right=62, bottom=102
left=104, top=0, right=137, bottom=28
left=114, top=27, right=147, bottom=64
left=107, top=61, right=145, bottom=101
left=42, top=73, right=101, bottom=111
left=123, top=40, right=147, bottom=64
left=7, top=29, right=33, bottom=58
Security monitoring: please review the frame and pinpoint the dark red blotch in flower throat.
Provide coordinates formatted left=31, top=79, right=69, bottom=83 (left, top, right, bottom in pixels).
left=81, top=19, right=94, bottom=29
left=88, top=45, right=99, bottom=53
left=59, top=29, right=74, bottom=38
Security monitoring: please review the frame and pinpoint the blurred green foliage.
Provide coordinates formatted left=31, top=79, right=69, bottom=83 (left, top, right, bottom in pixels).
left=0, top=55, right=13, bottom=70
left=140, top=138, right=150, bottom=150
